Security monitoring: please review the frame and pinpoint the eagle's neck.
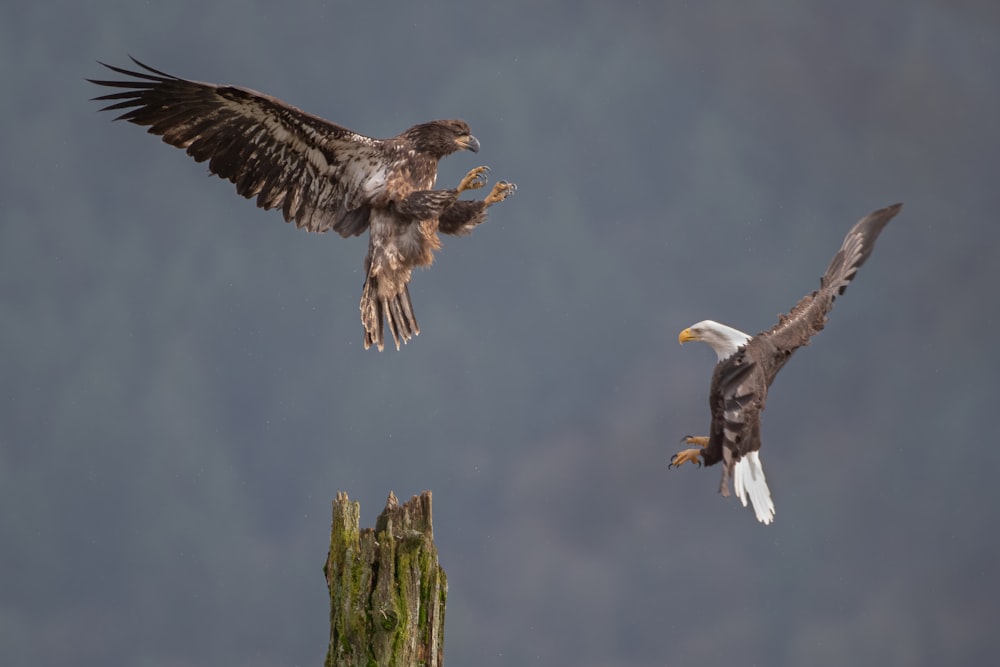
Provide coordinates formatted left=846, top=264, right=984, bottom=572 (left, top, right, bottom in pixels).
left=699, top=320, right=752, bottom=361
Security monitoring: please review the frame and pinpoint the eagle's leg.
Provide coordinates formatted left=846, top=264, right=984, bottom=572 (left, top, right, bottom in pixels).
left=438, top=180, right=517, bottom=236
left=484, top=180, right=517, bottom=206
left=457, top=166, right=490, bottom=193
left=668, top=436, right=709, bottom=469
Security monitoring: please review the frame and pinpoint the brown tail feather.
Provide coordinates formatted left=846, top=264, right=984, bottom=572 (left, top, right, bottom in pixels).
left=361, top=277, right=419, bottom=351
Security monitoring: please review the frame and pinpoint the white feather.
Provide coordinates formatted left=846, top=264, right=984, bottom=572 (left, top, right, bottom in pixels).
left=733, top=451, right=775, bottom=525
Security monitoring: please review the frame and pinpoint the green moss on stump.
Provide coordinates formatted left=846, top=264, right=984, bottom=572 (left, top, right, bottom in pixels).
left=324, top=491, right=446, bottom=667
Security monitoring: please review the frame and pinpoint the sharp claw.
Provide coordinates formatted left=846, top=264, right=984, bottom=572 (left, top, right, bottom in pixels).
left=459, top=166, right=493, bottom=192
left=483, top=180, right=516, bottom=205
left=669, top=447, right=704, bottom=469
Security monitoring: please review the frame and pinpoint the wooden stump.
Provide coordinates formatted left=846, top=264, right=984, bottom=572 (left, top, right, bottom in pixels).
left=324, top=491, right=446, bottom=667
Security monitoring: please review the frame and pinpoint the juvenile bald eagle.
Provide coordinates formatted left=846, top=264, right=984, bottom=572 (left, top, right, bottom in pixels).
left=670, top=203, right=903, bottom=524
left=89, top=58, right=516, bottom=351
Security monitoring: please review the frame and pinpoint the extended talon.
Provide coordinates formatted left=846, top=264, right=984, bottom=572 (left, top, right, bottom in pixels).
left=484, top=180, right=517, bottom=205
left=669, top=435, right=708, bottom=467
left=669, top=448, right=703, bottom=469
left=457, top=166, right=490, bottom=193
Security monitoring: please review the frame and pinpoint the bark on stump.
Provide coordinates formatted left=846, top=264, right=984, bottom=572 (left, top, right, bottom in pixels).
left=324, top=491, right=446, bottom=667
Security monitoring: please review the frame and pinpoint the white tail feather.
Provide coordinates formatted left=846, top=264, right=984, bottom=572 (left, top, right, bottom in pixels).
left=733, top=451, right=775, bottom=525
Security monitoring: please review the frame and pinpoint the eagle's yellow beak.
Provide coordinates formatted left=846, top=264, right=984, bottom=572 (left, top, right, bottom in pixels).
left=678, top=328, right=699, bottom=344
left=457, top=134, right=480, bottom=153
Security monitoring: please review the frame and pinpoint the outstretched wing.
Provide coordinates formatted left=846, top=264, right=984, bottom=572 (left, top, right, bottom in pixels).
left=89, top=57, right=388, bottom=235
left=761, top=203, right=903, bottom=359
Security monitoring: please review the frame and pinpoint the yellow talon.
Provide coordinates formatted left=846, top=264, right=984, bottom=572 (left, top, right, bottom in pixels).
left=669, top=448, right=704, bottom=469
left=457, top=166, right=489, bottom=193
left=484, top=180, right=517, bottom=205
left=682, top=436, right=709, bottom=447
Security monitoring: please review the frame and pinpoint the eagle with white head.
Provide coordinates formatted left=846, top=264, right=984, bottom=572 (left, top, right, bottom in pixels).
left=671, top=203, right=903, bottom=524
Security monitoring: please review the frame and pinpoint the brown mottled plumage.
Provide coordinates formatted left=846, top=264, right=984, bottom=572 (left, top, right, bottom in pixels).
left=670, top=203, right=903, bottom=524
left=89, top=57, right=516, bottom=350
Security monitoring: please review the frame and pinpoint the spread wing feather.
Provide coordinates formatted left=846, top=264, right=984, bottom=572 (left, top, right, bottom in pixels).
left=88, top=57, right=387, bottom=235
left=761, top=203, right=903, bottom=359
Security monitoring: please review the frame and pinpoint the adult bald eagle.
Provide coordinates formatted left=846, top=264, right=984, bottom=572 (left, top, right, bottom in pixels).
left=669, top=203, right=903, bottom=524
left=89, top=58, right=516, bottom=351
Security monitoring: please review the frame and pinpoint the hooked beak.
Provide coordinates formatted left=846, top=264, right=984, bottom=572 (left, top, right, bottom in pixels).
left=678, top=328, right=699, bottom=344
left=458, top=134, right=480, bottom=153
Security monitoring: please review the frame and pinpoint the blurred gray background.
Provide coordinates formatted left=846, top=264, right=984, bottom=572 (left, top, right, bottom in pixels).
left=3, top=1, right=999, bottom=665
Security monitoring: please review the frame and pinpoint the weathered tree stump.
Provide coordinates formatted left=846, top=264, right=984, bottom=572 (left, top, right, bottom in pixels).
left=324, top=491, right=446, bottom=667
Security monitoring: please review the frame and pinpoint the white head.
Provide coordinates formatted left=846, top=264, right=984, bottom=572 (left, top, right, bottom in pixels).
left=678, top=319, right=752, bottom=361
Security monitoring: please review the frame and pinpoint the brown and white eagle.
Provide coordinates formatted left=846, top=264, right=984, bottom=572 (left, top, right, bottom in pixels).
left=89, top=58, right=516, bottom=351
left=669, top=203, right=903, bottom=524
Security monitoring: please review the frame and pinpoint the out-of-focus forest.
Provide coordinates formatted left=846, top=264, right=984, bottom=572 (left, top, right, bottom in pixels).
left=2, top=1, right=999, bottom=665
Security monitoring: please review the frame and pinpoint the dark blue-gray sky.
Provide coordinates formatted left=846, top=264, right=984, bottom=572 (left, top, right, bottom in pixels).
left=3, top=1, right=1000, bottom=665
